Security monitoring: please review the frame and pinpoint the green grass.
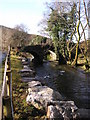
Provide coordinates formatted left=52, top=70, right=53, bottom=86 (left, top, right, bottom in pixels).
left=11, top=51, right=45, bottom=120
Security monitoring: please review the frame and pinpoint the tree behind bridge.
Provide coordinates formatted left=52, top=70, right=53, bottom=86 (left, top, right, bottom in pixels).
left=39, top=0, right=89, bottom=68
left=11, top=24, right=29, bottom=48
left=39, top=1, right=77, bottom=64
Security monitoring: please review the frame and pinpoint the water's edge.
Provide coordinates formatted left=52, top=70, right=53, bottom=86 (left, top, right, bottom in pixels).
left=35, top=61, right=90, bottom=109
left=0, top=51, right=6, bottom=94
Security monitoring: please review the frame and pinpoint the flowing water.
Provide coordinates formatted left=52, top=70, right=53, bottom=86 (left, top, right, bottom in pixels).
left=0, top=51, right=2, bottom=64
left=35, top=61, right=90, bottom=109
left=0, top=51, right=6, bottom=94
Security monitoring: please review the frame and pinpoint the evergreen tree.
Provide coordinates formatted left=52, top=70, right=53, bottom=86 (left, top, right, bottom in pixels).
left=46, top=2, right=77, bottom=64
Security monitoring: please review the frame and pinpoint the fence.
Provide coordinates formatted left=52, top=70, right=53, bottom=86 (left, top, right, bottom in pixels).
left=0, top=46, right=13, bottom=120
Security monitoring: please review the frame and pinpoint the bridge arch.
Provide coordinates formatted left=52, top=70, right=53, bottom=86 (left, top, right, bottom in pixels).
left=23, top=45, right=44, bottom=64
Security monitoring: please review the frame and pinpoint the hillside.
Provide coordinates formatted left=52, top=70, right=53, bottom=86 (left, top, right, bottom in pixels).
left=0, top=25, right=51, bottom=51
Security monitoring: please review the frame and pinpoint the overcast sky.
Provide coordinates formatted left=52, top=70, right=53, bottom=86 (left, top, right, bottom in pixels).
left=0, top=0, right=51, bottom=35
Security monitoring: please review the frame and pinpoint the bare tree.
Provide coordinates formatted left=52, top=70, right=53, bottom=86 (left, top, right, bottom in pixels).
left=11, top=24, right=29, bottom=48
left=39, top=0, right=89, bottom=67
left=71, top=0, right=89, bottom=69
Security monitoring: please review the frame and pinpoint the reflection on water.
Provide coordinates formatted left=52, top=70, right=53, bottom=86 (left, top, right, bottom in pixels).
left=35, top=61, right=90, bottom=109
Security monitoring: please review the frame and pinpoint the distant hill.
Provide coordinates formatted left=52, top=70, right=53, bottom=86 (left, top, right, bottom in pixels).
left=0, top=25, right=14, bottom=50
left=0, top=25, right=34, bottom=50
left=0, top=25, right=51, bottom=51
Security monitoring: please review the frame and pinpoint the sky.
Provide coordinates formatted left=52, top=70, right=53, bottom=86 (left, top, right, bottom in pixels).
left=0, top=0, right=51, bottom=35
left=0, top=0, right=89, bottom=38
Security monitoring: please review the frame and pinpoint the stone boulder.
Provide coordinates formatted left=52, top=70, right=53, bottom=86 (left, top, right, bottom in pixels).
left=26, top=81, right=63, bottom=110
left=47, top=101, right=79, bottom=119
left=28, top=81, right=42, bottom=88
left=26, top=80, right=80, bottom=119
left=19, top=69, right=36, bottom=77
left=47, top=105, right=63, bottom=119
left=23, top=65, right=30, bottom=69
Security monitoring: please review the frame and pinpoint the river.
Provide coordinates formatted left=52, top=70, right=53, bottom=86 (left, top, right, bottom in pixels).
left=0, top=51, right=6, bottom=94
left=0, top=51, right=2, bottom=64
left=0, top=51, right=6, bottom=64
left=35, top=61, right=90, bottom=109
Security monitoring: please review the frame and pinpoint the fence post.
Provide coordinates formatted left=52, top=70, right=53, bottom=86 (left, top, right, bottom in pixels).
left=3, top=96, right=13, bottom=120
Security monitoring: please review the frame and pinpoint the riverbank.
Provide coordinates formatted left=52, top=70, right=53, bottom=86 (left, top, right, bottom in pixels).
left=11, top=50, right=90, bottom=119
left=11, top=51, right=46, bottom=119
left=12, top=51, right=80, bottom=119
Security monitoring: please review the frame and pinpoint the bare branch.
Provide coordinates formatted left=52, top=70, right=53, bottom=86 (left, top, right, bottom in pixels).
left=83, top=0, right=89, bottom=27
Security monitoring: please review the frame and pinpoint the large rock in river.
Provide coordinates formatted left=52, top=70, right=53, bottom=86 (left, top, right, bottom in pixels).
left=26, top=80, right=79, bottom=119
left=26, top=81, right=63, bottom=110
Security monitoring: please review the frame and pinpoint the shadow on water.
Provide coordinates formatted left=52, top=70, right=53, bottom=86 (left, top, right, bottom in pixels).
left=35, top=61, right=90, bottom=109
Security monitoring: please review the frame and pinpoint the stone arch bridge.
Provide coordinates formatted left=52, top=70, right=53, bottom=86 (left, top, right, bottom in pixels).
left=22, top=45, right=54, bottom=64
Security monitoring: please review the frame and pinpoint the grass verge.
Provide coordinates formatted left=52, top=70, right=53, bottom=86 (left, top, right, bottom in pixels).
left=11, top=51, right=45, bottom=120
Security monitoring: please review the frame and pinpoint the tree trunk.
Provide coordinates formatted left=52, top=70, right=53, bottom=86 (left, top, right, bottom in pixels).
left=81, top=22, right=89, bottom=70
left=72, top=41, right=79, bottom=66
left=72, top=20, right=80, bottom=66
left=72, top=0, right=81, bottom=67
left=57, top=47, right=67, bottom=65
left=69, top=51, right=71, bottom=61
